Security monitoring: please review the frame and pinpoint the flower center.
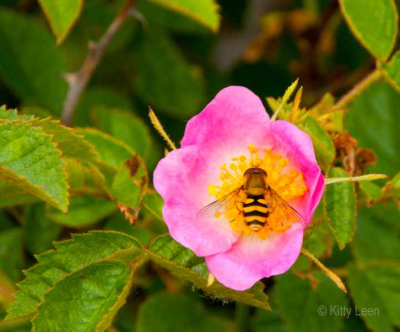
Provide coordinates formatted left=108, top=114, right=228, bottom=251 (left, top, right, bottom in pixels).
left=208, top=145, right=307, bottom=240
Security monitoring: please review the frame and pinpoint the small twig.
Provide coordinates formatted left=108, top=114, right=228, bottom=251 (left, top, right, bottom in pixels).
left=325, top=174, right=387, bottom=185
left=61, top=0, right=136, bottom=126
left=301, top=248, right=347, bottom=293
left=334, top=69, right=383, bottom=110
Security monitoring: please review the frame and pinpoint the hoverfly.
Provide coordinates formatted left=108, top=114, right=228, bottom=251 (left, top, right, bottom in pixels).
left=197, top=167, right=304, bottom=232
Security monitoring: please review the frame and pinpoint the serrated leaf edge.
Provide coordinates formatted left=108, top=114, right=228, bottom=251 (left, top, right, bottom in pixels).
left=30, top=259, right=132, bottom=331
left=323, top=167, right=357, bottom=250
left=147, top=235, right=271, bottom=311
left=0, top=122, right=69, bottom=212
left=5, top=230, right=142, bottom=320
left=95, top=256, right=149, bottom=332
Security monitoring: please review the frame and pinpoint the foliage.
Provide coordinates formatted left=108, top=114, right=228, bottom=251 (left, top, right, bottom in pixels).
left=0, top=0, right=399, bottom=331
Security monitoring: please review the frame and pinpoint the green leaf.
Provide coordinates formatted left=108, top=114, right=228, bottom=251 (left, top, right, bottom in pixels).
left=105, top=212, right=152, bottom=247
left=0, top=179, right=39, bottom=208
left=339, top=0, right=398, bottom=60
left=148, top=235, right=271, bottom=310
left=109, top=161, right=145, bottom=210
left=90, top=107, right=157, bottom=163
left=0, top=106, right=27, bottom=121
left=47, top=195, right=117, bottom=228
left=145, top=0, right=220, bottom=32
left=139, top=193, right=168, bottom=235
left=0, top=107, right=98, bottom=161
left=31, top=118, right=97, bottom=161
left=387, top=171, right=400, bottom=190
left=20, top=106, right=53, bottom=119
left=137, top=1, right=212, bottom=34
left=324, top=167, right=356, bottom=250
left=74, top=87, right=134, bottom=127
left=276, top=272, right=348, bottom=332
left=352, top=204, right=400, bottom=264
left=342, top=313, right=369, bottom=332
left=348, top=263, right=400, bottom=332
left=32, top=260, right=133, bottom=332
left=0, top=122, right=68, bottom=212
left=0, top=228, right=23, bottom=282
left=0, top=212, right=14, bottom=232
left=137, top=293, right=232, bottom=332
left=38, top=0, right=83, bottom=44
left=299, top=116, right=335, bottom=169
left=252, top=289, right=288, bottom=332
left=345, top=82, right=400, bottom=177
left=309, top=94, right=345, bottom=134
left=0, top=8, right=67, bottom=112
left=359, top=181, right=383, bottom=203
left=383, top=171, right=400, bottom=200
left=382, top=51, right=400, bottom=91
left=252, top=307, right=287, bottom=332
left=6, top=231, right=142, bottom=319
left=64, top=158, right=106, bottom=196
left=24, top=203, right=62, bottom=255
left=142, top=192, right=164, bottom=221
left=112, top=305, right=137, bottom=332
left=304, top=220, right=334, bottom=258
left=75, top=128, right=148, bottom=209
left=132, top=29, right=205, bottom=119
left=76, top=128, right=134, bottom=168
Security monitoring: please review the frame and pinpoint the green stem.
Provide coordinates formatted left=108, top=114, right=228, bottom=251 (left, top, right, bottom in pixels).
left=334, top=69, right=383, bottom=109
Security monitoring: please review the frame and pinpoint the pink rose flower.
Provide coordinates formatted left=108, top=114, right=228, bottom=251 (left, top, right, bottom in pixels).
left=154, top=86, right=325, bottom=291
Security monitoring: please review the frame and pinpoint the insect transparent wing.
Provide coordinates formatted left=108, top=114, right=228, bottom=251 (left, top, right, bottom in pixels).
left=196, top=188, right=241, bottom=219
left=268, top=187, right=306, bottom=227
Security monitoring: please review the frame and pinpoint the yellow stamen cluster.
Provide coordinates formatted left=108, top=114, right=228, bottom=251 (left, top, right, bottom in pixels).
left=209, top=145, right=307, bottom=239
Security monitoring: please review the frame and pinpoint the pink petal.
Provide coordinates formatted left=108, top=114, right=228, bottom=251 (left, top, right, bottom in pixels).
left=153, top=146, right=240, bottom=257
left=309, top=173, right=325, bottom=218
left=271, top=120, right=323, bottom=224
left=206, top=223, right=304, bottom=291
left=181, top=86, right=273, bottom=152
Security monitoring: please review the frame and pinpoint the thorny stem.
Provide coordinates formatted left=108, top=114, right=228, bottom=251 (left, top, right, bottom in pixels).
left=334, top=68, right=384, bottom=110
left=61, top=0, right=136, bottom=126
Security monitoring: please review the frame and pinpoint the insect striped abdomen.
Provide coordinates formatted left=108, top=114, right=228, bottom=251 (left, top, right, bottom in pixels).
left=242, top=195, right=269, bottom=230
